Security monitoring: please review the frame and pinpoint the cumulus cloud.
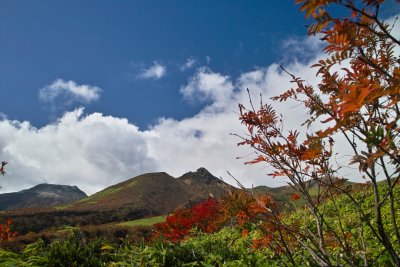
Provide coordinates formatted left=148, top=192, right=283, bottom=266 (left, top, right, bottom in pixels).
left=153, top=62, right=318, bottom=188
left=180, top=67, right=234, bottom=109
left=0, top=109, right=157, bottom=195
left=138, top=61, right=166, bottom=79
left=39, top=79, right=102, bottom=105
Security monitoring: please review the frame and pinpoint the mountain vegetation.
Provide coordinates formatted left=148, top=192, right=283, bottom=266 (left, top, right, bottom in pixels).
left=0, top=183, right=398, bottom=266
left=0, top=0, right=399, bottom=266
left=0, top=168, right=234, bottom=236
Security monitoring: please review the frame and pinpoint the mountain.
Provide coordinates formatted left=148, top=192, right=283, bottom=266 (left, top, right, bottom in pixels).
left=178, top=167, right=230, bottom=199
left=0, top=168, right=234, bottom=234
left=67, top=167, right=233, bottom=213
left=0, top=184, right=87, bottom=211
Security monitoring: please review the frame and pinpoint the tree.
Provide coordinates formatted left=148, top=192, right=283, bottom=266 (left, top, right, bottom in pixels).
left=237, top=0, right=400, bottom=265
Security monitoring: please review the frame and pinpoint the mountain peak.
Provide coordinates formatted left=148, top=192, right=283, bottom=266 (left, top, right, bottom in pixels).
left=179, top=167, right=221, bottom=185
left=195, top=167, right=212, bottom=176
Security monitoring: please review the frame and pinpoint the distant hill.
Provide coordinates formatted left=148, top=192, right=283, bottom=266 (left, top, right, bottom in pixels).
left=0, top=184, right=87, bottom=211
left=251, top=184, right=296, bottom=203
left=0, top=168, right=234, bottom=234
left=251, top=178, right=357, bottom=207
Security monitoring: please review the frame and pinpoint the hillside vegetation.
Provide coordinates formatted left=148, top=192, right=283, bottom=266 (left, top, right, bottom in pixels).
left=0, top=0, right=399, bottom=266
left=0, top=183, right=398, bottom=266
left=0, top=168, right=234, bottom=237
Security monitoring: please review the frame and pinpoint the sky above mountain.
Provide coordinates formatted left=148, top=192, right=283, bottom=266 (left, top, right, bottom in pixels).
left=0, top=1, right=399, bottom=195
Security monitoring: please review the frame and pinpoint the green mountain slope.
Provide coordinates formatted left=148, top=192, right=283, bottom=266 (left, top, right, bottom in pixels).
left=0, top=168, right=233, bottom=234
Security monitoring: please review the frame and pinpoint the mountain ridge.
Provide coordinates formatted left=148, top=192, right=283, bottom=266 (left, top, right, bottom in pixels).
left=0, top=183, right=87, bottom=211
left=0, top=168, right=235, bottom=234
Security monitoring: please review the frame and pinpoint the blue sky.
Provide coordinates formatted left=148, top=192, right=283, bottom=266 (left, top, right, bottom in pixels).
left=1, top=1, right=307, bottom=127
left=0, top=1, right=399, bottom=195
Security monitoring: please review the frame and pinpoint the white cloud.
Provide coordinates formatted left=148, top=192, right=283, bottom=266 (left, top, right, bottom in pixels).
left=139, top=61, right=166, bottom=79
left=39, top=79, right=102, bottom=105
left=153, top=62, right=317, bottom=189
left=180, top=67, right=234, bottom=110
left=280, top=34, right=324, bottom=63
left=0, top=109, right=157, bottom=195
left=180, top=58, right=197, bottom=71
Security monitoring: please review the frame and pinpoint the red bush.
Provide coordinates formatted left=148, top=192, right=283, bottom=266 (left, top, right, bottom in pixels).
left=153, top=198, right=224, bottom=242
left=0, top=218, right=17, bottom=242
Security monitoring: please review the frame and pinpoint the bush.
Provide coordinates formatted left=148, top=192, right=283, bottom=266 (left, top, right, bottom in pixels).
left=44, top=228, right=104, bottom=267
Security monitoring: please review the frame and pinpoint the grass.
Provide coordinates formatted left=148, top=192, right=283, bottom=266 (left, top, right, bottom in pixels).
left=77, top=186, right=123, bottom=203
left=75, top=179, right=138, bottom=205
left=53, top=204, right=72, bottom=210
left=117, top=216, right=166, bottom=227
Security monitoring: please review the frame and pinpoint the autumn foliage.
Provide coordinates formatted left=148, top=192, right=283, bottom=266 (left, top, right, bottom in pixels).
left=154, top=193, right=279, bottom=244
left=237, top=0, right=400, bottom=265
left=0, top=219, right=16, bottom=242
left=153, top=198, right=224, bottom=242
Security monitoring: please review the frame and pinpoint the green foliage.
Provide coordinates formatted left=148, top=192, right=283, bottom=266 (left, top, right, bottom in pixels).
left=0, top=184, right=398, bottom=267
left=117, top=216, right=166, bottom=227
left=0, top=227, right=108, bottom=267
left=109, top=227, right=274, bottom=266
left=178, top=228, right=274, bottom=266
left=276, top=183, right=400, bottom=266
left=44, top=229, right=103, bottom=267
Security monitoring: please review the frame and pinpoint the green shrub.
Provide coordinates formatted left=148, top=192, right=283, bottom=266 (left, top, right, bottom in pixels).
left=45, top=230, right=103, bottom=267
